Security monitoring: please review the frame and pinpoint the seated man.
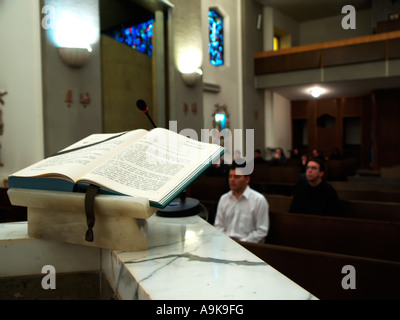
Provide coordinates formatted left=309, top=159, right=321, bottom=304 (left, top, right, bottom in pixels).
left=214, top=161, right=269, bottom=243
left=254, top=149, right=267, bottom=164
left=289, top=158, right=340, bottom=216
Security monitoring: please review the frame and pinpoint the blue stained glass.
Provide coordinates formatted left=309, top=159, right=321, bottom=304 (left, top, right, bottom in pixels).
left=110, top=19, right=154, bottom=57
left=209, top=9, right=224, bottom=66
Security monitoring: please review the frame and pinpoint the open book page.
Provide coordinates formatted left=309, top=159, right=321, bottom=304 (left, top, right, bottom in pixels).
left=79, top=128, right=224, bottom=205
left=10, top=129, right=148, bottom=182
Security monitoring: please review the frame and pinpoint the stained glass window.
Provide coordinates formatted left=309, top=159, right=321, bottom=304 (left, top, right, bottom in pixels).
left=107, top=19, right=154, bottom=57
left=208, top=9, right=224, bottom=66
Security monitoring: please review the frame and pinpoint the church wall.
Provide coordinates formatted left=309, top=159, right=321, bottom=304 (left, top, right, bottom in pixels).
left=299, top=9, right=372, bottom=45
left=0, top=0, right=44, bottom=185
left=41, top=0, right=103, bottom=157
left=168, top=0, right=204, bottom=136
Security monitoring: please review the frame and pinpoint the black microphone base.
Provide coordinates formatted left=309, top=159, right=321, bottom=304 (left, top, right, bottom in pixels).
left=156, top=197, right=200, bottom=218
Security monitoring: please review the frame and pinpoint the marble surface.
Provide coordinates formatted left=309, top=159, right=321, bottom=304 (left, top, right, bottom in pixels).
left=1, top=217, right=317, bottom=300
left=7, top=189, right=158, bottom=251
left=0, top=222, right=100, bottom=278
left=8, top=188, right=158, bottom=219
left=102, top=215, right=317, bottom=300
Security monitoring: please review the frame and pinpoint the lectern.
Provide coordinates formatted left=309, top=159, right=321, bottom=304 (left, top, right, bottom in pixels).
left=7, top=188, right=157, bottom=251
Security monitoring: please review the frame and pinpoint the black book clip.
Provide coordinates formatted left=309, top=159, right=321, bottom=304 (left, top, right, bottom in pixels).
left=84, top=184, right=100, bottom=242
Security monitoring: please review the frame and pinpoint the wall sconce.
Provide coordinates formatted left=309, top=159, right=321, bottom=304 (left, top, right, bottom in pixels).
left=58, top=47, right=91, bottom=68
left=181, top=68, right=203, bottom=87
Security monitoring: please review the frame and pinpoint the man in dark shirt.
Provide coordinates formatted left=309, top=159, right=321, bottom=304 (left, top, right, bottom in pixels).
left=289, top=158, right=340, bottom=216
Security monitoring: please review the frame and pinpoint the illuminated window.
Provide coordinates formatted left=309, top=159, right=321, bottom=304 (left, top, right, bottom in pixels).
left=105, top=19, right=154, bottom=56
left=209, top=9, right=224, bottom=66
left=215, top=113, right=226, bottom=130
left=273, top=36, right=280, bottom=51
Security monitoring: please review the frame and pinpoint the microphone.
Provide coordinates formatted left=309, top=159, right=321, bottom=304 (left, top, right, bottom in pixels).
left=136, top=99, right=157, bottom=128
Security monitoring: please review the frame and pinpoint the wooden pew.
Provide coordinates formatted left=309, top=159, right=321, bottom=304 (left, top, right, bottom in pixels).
left=329, top=180, right=400, bottom=192
left=340, top=200, right=400, bottom=221
left=238, top=241, right=400, bottom=300
left=251, top=164, right=300, bottom=195
left=347, top=175, right=400, bottom=186
left=265, top=194, right=400, bottom=222
left=266, top=211, right=400, bottom=262
left=336, top=189, right=400, bottom=202
left=186, top=174, right=228, bottom=224
left=328, top=180, right=400, bottom=202
left=265, top=194, right=292, bottom=213
left=186, top=174, right=227, bottom=200
left=325, top=158, right=358, bottom=181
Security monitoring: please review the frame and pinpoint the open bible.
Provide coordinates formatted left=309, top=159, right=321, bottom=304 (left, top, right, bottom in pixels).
left=9, top=128, right=225, bottom=208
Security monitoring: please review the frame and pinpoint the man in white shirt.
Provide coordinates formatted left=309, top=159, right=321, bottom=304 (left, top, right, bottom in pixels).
left=214, top=162, right=269, bottom=243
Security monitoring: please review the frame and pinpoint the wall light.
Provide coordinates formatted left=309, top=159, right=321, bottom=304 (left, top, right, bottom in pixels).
left=177, top=46, right=203, bottom=87
left=55, top=12, right=97, bottom=68
left=181, top=68, right=203, bottom=87
left=58, top=47, right=91, bottom=68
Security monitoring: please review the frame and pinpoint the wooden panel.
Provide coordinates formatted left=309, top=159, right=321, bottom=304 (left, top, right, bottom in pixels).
left=342, top=97, right=363, bottom=117
left=388, top=38, right=400, bottom=59
left=255, top=31, right=400, bottom=59
left=291, top=100, right=309, bottom=119
left=316, top=98, right=338, bottom=118
left=315, top=99, right=338, bottom=151
left=361, top=97, right=372, bottom=169
left=377, top=19, right=400, bottom=33
left=322, top=41, right=387, bottom=67
left=255, top=31, right=400, bottom=76
left=254, top=50, right=320, bottom=75
left=317, top=126, right=337, bottom=151
left=374, top=89, right=400, bottom=167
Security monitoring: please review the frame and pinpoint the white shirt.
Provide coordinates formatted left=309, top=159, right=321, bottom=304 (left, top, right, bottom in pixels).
left=214, top=186, right=269, bottom=243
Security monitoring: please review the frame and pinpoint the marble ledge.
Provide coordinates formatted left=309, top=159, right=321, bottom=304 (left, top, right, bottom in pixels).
left=0, top=222, right=100, bottom=277
left=102, top=215, right=318, bottom=300
left=1, top=217, right=318, bottom=300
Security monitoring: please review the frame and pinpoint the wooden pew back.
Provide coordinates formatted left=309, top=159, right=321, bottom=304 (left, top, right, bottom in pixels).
left=186, top=174, right=228, bottom=224
left=336, top=189, right=400, bottom=202
left=265, top=193, right=400, bottom=222
left=266, top=211, right=400, bottom=262
left=252, top=163, right=300, bottom=185
left=239, top=241, right=400, bottom=300
left=340, top=200, right=400, bottom=221
left=325, top=158, right=358, bottom=180
left=252, top=164, right=300, bottom=194
left=186, top=174, right=228, bottom=203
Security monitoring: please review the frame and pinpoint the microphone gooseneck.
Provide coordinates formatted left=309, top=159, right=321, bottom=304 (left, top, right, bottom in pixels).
left=136, top=99, right=157, bottom=128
